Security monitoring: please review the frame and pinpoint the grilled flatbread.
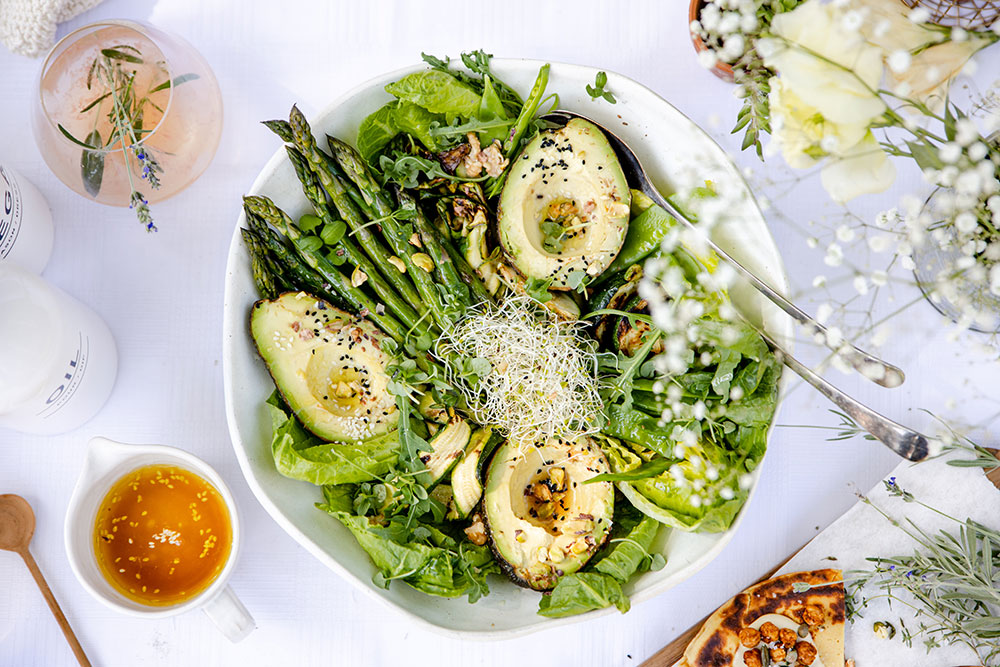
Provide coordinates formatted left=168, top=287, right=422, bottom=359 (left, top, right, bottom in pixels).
left=678, top=569, right=845, bottom=667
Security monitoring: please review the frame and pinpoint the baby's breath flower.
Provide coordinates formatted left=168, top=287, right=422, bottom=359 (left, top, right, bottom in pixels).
left=887, top=50, right=911, bottom=73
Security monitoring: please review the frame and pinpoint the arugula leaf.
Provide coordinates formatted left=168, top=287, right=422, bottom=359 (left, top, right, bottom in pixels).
left=389, top=385, right=432, bottom=486
left=385, top=70, right=481, bottom=119
left=378, top=153, right=486, bottom=188
left=537, top=572, right=629, bottom=617
left=584, top=456, right=673, bottom=484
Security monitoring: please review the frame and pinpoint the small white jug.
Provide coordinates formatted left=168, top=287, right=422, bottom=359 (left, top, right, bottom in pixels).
left=64, top=436, right=255, bottom=642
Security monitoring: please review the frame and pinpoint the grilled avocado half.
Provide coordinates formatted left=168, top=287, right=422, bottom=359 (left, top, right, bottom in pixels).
left=498, top=118, right=631, bottom=289
left=250, top=291, right=398, bottom=442
left=483, top=437, right=614, bottom=590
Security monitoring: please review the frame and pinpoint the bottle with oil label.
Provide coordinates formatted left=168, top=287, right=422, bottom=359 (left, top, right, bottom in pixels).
left=0, top=165, right=54, bottom=274
left=0, top=263, right=117, bottom=434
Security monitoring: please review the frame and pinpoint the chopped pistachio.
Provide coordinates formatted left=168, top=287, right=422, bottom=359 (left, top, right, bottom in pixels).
left=351, top=267, right=368, bottom=287
left=873, top=621, right=896, bottom=640
left=412, top=253, right=434, bottom=272
left=387, top=256, right=406, bottom=273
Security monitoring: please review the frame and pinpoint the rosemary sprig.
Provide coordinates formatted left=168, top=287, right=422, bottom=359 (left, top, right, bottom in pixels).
left=790, top=409, right=1000, bottom=469
left=848, top=478, right=1000, bottom=664
left=57, top=45, right=197, bottom=231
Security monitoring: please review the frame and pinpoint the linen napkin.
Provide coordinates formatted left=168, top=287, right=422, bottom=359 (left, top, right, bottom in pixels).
left=779, top=457, right=1000, bottom=666
left=0, top=0, right=104, bottom=57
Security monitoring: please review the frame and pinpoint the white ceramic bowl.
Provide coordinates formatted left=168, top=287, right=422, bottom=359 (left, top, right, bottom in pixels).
left=222, top=60, right=792, bottom=639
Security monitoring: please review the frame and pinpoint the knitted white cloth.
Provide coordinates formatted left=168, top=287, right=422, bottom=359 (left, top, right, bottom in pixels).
left=0, top=0, right=104, bottom=57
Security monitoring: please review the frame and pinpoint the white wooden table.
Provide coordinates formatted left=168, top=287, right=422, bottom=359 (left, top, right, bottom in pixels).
left=1, top=1, right=996, bottom=665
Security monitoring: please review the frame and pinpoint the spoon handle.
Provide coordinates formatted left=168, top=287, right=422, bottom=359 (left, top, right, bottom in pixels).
left=756, top=329, right=931, bottom=462
left=654, top=194, right=906, bottom=390
left=19, top=548, right=92, bottom=667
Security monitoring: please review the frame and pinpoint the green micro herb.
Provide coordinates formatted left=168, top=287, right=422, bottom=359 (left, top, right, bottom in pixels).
left=586, top=71, right=616, bottom=104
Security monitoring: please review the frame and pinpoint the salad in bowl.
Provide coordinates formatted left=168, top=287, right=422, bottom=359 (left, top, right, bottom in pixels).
left=223, top=52, right=788, bottom=635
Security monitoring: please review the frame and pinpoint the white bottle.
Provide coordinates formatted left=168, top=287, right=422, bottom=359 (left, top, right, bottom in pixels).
left=0, top=164, right=54, bottom=274
left=0, top=263, right=117, bottom=435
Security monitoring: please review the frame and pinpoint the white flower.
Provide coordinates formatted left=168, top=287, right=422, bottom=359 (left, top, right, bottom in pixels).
left=718, top=11, right=741, bottom=35
left=836, top=224, right=856, bottom=242
left=871, top=323, right=891, bottom=346
left=841, top=9, right=864, bottom=33
left=856, top=0, right=945, bottom=52
left=954, top=169, right=982, bottom=197
left=888, top=50, right=911, bottom=73
left=820, top=132, right=897, bottom=202
left=701, top=3, right=721, bottom=31
left=719, top=34, right=746, bottom=62
left=817, top=302, right=833, bottom=323
left=990, top=264, right=1000, bottom=296
left=813, top=274, right=828, bottom=287
left=954, top=118, right=979, bottom=146
left=889, top=36, right=994, bottom=113
left=908, top=6, right=930, bottom=23
left=868, top=234, right=892, bottom=252
left=825, top=242, right=844, bottom=266
left=853, top=275, right=869, bottom=294
left=760, top=0, right=887, bottom=126
left=954, top=211, right=978, bottom=233
left=697, top=49, right=719, bottom=69
left=939, top=142, right=962, bottom=164
left=871, top=270, right=888, bottom=286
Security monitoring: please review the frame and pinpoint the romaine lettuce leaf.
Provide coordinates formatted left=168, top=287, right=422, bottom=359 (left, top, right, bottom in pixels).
left=267, top=401, right=398, bottom=485
left=329, top=512, right=498, bottom=601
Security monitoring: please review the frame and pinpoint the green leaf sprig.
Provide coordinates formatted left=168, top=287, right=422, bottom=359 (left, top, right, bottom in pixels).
left=848, top=478, right=1000, bottom=664
left=585, top=71, right=617, bottom=104
left=57, top=45, right=198, bottom=231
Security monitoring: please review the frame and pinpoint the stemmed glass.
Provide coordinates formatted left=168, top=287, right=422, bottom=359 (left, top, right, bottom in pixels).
left=32, top=20, right=223, bottom=223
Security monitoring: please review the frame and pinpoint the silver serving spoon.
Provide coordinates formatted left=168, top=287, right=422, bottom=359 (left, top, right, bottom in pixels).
left=754, top=329, right=931, bottom=461
left=540, top=111, right=928, bottom=460
left=542, top=110, right=905, bottom=390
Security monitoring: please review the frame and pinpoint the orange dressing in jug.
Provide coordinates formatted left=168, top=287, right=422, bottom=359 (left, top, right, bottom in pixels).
left=93, top=464, right=232, bottom=606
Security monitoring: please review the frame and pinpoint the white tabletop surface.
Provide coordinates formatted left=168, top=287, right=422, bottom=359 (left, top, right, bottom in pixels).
left=1, top=1, right=997, bottom=666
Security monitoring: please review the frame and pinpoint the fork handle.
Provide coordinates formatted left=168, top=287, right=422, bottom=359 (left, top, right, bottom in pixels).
left=756, top=330, right=930, bottom=461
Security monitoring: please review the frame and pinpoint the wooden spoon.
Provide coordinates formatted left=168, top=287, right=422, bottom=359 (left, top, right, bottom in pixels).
left=0, top=494, right=91, bottom=667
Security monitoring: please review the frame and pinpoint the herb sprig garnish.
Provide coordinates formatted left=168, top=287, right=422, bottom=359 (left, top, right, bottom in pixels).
left=58, top=46, right=198, bottom=231
left=586, top=71, right=616, bottom=104
left=846, top=477, right=1000, bottom=664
